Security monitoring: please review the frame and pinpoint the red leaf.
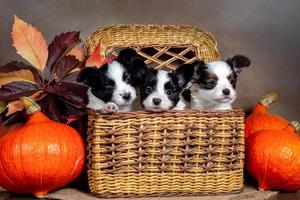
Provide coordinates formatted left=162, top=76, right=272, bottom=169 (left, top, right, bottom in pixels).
left=86, top=44, right=101, bottom=67
left=12, top=15, right=48, bottom=72
left=68, top=47, right=84, bottom=61
left=0, top=81, right=40, bottom=101
left=56, top=55, right=81, bottom=79
left=85, top=44, right=115, bottom=67
left=45, top=31, right=81, bottom=79
left=0, top=61, right=43, bottom=84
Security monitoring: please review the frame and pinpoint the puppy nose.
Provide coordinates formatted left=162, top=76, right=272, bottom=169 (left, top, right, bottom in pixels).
left=153, top=98, right=161, bottom=105
left=122, top=93, right=131, bottom=101
left=223, top=88, right=231, bottom=96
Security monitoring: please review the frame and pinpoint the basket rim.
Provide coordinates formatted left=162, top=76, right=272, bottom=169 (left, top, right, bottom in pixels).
left=88, top=108, right=244, bottom=120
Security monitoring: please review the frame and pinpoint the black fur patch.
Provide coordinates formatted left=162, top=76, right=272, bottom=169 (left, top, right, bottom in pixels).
left=181, top=89, right=191, bottom=102
left=117, top=48, right=147, bottom=87
left=77, top=48, right=147, bottom=103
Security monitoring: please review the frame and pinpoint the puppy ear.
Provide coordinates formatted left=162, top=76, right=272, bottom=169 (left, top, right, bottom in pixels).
left=117, top=48, right=139, bottom=67
left=226, top=55, right=251, bottom=73
left=129, top=62, right=148, bottom=86
left=192, top=60, right=206, bottom=82
left=118, top=48, right=148, bottom=86
left=174, top=63, right=196, bottom=89
left=77, top=67, right=100, bottom=88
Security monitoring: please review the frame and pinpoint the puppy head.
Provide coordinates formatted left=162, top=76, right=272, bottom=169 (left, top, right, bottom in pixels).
left=117, top=48, right=147, bottom=87
left=77, top=61, right=137, bottom=106
left=191, top=55, right=250, bottom=105
left=140, top=69, right=182, bottom=112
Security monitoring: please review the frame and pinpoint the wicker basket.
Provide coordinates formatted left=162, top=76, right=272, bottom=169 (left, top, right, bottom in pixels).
left=85, top=24, right=245, bottom=198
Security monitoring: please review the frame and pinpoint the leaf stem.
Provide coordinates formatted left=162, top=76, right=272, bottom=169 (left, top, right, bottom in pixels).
left=0, top=101, right=8, bottom=114
left=259, top=92, right=278, bottom=108
left=19, top=97, right=41, bottom=115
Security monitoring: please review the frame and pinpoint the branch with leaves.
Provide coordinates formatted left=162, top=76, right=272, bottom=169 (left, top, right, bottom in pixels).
left=0, top=15, right=88, bottom=130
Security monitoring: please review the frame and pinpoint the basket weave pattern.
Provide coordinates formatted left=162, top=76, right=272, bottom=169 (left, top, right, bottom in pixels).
left=88, top=110, right=245, bottom=197
left=85, top=24, right=245, bottom=197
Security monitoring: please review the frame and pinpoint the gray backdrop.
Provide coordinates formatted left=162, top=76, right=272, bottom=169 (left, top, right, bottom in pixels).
left=0, top=0, right=299, bottom=120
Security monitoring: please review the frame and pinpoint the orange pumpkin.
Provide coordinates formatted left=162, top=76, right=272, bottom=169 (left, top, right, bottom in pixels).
left=246, top=122, right=300, bottom=191
left=245, top=92, right=293, bottom=139
left=0, top=97, right=85, bottom=197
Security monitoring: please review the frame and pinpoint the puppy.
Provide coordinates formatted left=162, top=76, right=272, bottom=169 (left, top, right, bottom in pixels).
left=77, top=48, right=146, bottom=113
left=176, top=55, right=251, bottom=110
left=140, top=68, right=188, bottom=112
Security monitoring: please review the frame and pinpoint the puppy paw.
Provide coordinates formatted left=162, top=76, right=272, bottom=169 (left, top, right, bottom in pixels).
left=102, top=102, right=119, bottom=114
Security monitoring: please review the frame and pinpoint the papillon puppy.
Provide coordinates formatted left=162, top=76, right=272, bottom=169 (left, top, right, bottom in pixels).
left=77, top=48, right=146, bottom=113
left=176, top=55, right=251, bottom=110
left=139, top=68, right=188, bottom=112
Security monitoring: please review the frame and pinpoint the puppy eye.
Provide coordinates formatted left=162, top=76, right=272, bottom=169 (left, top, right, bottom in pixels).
left=126, top=77, right=131, bottom=83
left=105, top=80, right=114, bottom=87
left=208, top=80, right=217, bottom=86
left=146, top=86, right=152, bottom=93
left=166, top=89, right=172, bottom=95
left=123, top=73, right=131, bottom=83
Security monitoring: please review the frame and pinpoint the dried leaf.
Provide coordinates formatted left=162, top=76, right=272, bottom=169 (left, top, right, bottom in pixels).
left=86, top=44, right=116, bottom=67
left=63, top=71, right=82, bottom=82
left=68, top=47, right=84, bottom=61
left=0, top=109, right=27, bottom=127
left=0, top=61, right=43, bottom=84
left=48, top=95, right=61, bottom=121
left=0, top=69, right=35, bottom=85
left=85, top=44, right=102, bottom=67
left=61, top=72, right=88, bottom=105
left=6, top=100, right=23, bottom=116
left=0, top=81, right=40, bottom=101
left=12, top=15, right=48, bottom=72
left=45, top=31, right=81, bottom=79
left=56, top=55, right=81, bottom=80
left=45, top=84, right=87, bottom=108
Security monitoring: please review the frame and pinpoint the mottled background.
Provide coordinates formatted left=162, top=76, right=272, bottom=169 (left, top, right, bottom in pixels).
left=0, top=0, right=299, bottom=120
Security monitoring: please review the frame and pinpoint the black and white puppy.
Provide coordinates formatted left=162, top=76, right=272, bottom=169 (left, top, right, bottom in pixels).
left=139, top=68, right=187, bottom=112
left=176, top=55, right=251, bottom=110
left=77, top=48, right=146, bottom=113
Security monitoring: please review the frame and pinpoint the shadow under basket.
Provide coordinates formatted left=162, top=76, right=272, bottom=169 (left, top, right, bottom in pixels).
left=87, top=109, right=245, bottom=198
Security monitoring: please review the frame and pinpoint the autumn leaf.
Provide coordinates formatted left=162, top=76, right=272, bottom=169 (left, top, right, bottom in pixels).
left=12, top=15, right=48, bottom=72
left=0, top=81, right=40, bottom=101
left=0, top=70, right=35, bottom=85
left=86, top=44, right=115, bottom=67
left=55, top=55, right=81, bottom=79
left=45, top=31, right=81, bottom=79
left=86, top=44, right=102, bottom=67
left=68, top=47, right=84, bottom=61
left=0, top=61, right=43, bottom=84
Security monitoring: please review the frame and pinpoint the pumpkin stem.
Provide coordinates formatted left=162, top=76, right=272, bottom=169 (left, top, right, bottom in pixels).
left=0, top=101, right=8, bottom=114
left=290, top=121, right=300, bottom=133
left=19, top=97, right=41, bottom=115
left=259, top=92, right=278, bottom=108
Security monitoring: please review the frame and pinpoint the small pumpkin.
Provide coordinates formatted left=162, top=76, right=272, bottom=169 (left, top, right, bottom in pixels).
left=245, top=92, right=293, bottom=139
left=0, top=97, right=85, bottom=198
left=246, top=122, right=300, bottom=191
